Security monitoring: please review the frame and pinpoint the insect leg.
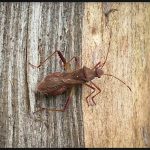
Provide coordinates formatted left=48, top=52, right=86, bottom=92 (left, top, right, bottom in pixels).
left=90, top=81, right=101, bottom=105
left=63, top=56, right=80, bottom=73
left=33, top=88, right=73, bottom=113
left=29, top=50, right=67, bottom=69
left=33, top=96, right=72, bottom=113
left=85, top=83, right=96, bottom=106
left=66, top=56, right=80, bottom=70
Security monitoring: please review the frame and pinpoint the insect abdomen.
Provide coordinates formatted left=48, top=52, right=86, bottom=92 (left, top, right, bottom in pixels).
left=48, top=86, right=68, bottom=96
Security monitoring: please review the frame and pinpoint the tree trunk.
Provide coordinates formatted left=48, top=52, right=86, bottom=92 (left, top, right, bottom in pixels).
left=0, top=2, right=150, bottom=148
left=82, top=2, right=150, bottom=148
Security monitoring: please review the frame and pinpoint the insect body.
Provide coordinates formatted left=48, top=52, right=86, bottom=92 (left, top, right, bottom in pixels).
left=37, top=66, right=102, bottom=96
left=29, top=9, right=130, bottom=113
left=30, top=48, right=131, bottom=113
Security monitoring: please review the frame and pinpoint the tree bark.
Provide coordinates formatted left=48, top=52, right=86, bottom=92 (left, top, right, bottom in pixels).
left=0, top=2, right=150, bottom=148
left=0, top=2, right=84, bottom=148
left=82, top=2, right=150, bottom=148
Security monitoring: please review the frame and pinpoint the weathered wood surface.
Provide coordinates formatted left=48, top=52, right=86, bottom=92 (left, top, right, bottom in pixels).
left=0, top=2, right=150, bottom=148
left=0, top=2, right=84, bottom=148
left=82, top=2, right=150, bottom=148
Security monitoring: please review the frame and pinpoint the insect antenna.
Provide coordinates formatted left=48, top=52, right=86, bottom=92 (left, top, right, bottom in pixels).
left=92, top=28, right=112, bottom=70
left=103, top=73, right=132, bottom=92
left=100, top=28, right=112, bottom=69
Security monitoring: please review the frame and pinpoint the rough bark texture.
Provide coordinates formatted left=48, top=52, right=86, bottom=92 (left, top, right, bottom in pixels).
left=0, top=2, right=150, bottom=148
left=0, top=2, right=84, bottom=148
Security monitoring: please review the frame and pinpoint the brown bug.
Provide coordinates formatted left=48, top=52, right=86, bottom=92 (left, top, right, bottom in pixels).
left=29, top=29, right=131, bottom=114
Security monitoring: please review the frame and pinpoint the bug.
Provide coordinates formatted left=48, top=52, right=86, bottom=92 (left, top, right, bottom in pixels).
left=29, top=29, right=131, bottom=114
